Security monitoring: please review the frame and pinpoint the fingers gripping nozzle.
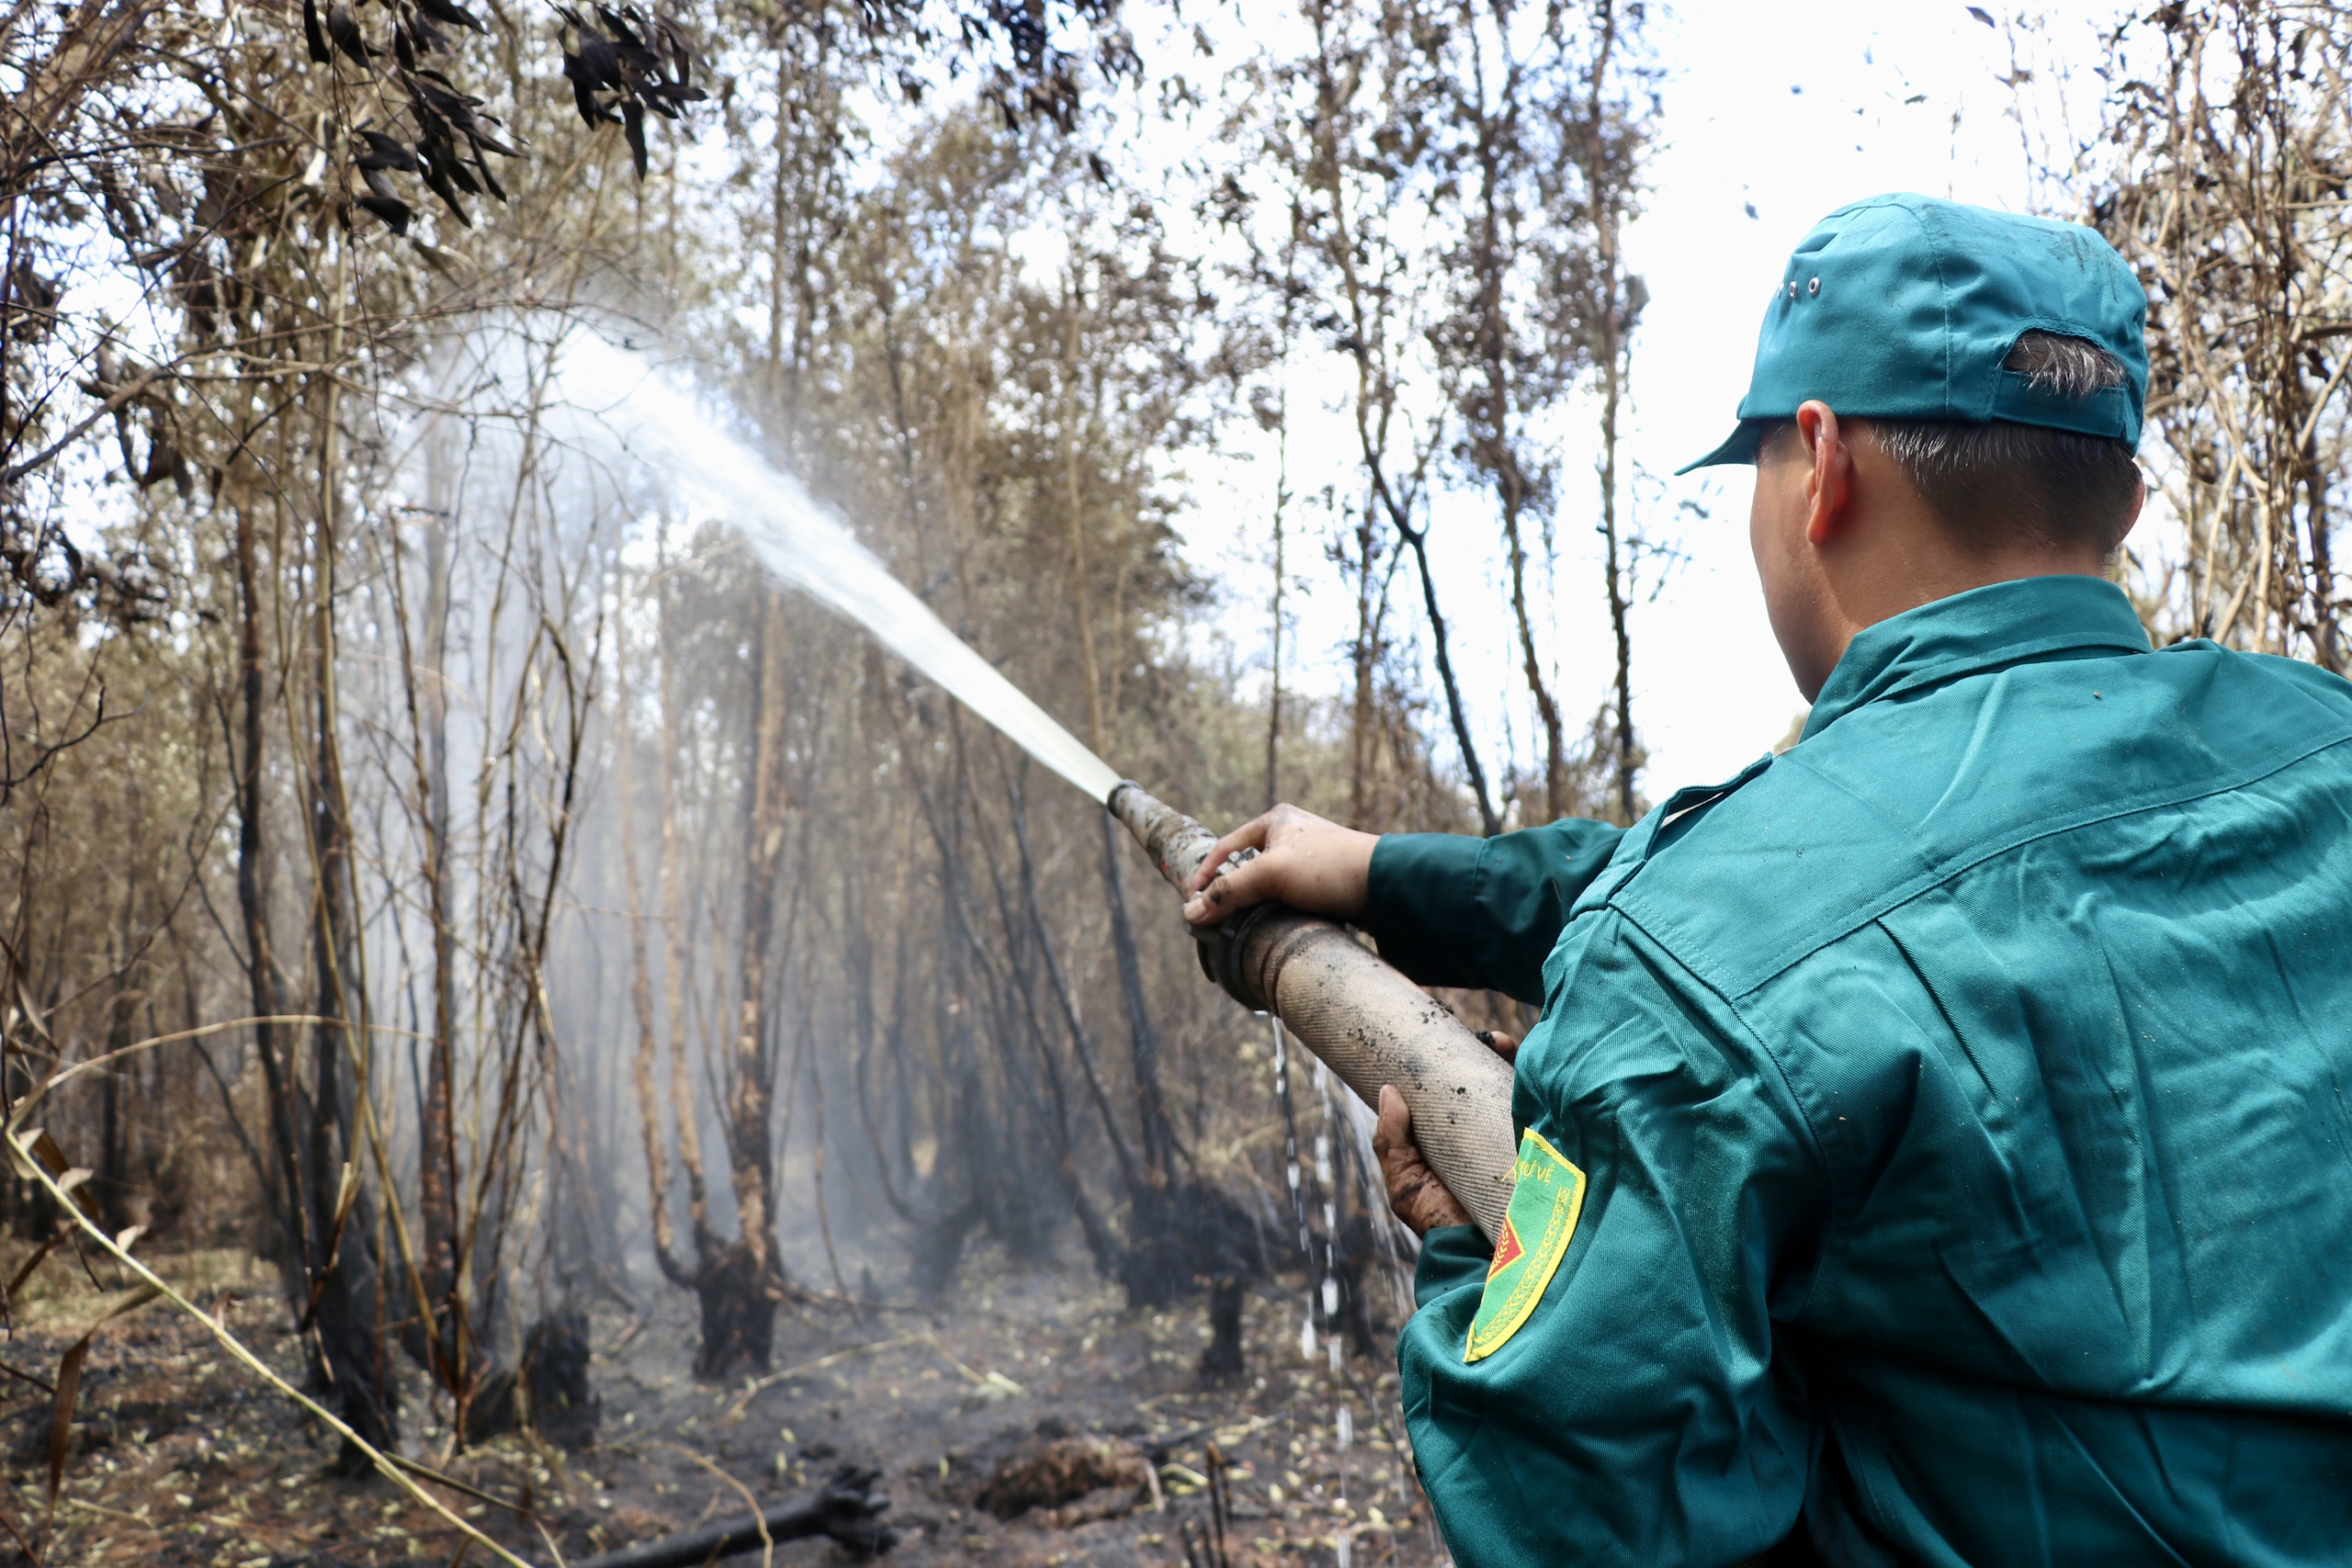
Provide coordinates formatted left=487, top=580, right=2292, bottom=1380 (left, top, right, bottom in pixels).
left=1106, top=780, right=1283, bottom=1010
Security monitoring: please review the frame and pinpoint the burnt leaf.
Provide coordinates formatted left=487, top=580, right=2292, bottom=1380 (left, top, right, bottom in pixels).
left=324, top=2, right=373, bottom=65
left=411, top=0, right=487, bottom=34
left=554, top=5, right=705, bottom=180
left=356, top=130, right=420, bottom=172
left=596, top=3, right=646, bottom=50
left=417, top=152, right=474, bottom=226
left=302, top=0, right=332, bottom=62
left=574, top=29, right=623, bottom=91
left=46, top=1337, right=86, bottom=1522
left=563, top=51, right=613, bottom=125
left=653, top=14, right=697, bottom=87
left=45, top=1283, right=162, bottom=1525
left=622, top=98, right=648, bottom=178
left=412, top=76, right=519, bottom=157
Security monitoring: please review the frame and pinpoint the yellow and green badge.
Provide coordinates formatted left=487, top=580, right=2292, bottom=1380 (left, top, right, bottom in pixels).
left=1464, top=1128, right=1587, bottom=1362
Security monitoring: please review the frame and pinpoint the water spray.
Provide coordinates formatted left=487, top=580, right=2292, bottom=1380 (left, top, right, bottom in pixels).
left=559, top=331, right=1519, bottom=1241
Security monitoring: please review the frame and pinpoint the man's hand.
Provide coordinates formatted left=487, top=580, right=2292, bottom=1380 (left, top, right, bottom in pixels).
left=1373, top=1032, right=1519, bottom=1237
left=1375, top=1086, right=1474, bottom=1236
left=1182, top=804, right=1379, bottom=927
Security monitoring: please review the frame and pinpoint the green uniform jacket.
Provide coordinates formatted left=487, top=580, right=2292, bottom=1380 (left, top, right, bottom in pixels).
left=1359, top=576, right=2352, bottom=1567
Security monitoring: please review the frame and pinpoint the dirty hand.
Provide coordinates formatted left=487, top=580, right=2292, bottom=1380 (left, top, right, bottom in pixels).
left=1473, top=1029, right=1520, bottom=1066
left=1372, top=1031, right=1518, bottom=1237
left=1181, top=804, right=1379, bottom=927
left=1374, top=1085, right=1473, bottom=1236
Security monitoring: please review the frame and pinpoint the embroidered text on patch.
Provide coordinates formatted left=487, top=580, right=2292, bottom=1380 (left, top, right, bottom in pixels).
left=1464, top=1128, right=1586, bottom=1362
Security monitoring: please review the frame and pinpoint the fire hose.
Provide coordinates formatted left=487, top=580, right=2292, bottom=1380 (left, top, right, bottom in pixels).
left=1107, top=782, right=1519, bottom=1243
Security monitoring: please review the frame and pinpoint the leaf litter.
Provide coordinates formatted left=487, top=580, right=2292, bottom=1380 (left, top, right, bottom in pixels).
left=0, top=1240, right=1445, bottom=1567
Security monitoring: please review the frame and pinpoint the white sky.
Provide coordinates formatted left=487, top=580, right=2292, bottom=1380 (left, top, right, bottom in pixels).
left=1160, top=0, right=2122, bottom=804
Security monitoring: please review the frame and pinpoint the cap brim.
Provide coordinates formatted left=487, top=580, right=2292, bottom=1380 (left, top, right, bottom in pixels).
left=1674, top=420, right=1766, bottom=475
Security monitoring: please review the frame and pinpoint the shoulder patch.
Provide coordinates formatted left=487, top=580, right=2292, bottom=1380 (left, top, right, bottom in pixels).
left=1464, top=1128, right=1586, bottom=1362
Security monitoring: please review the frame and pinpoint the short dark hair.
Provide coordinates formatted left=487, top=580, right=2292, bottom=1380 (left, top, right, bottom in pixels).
left=1756, top=331, right=2143, bottom=557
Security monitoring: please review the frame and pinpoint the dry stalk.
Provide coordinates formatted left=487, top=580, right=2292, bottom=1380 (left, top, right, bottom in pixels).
left=1, top=1121, right=539, bottom=1568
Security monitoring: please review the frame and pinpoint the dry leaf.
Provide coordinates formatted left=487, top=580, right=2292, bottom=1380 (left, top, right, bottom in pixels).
left=48, top=1282, right=164, bottom=1521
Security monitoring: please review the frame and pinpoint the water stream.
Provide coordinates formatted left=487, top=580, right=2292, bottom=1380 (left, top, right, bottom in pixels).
left=558, top=332, right=1124, bottom=803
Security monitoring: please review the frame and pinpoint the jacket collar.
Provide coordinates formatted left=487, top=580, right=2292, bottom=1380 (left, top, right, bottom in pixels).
left=1802, top=574, right=2152, bottom=741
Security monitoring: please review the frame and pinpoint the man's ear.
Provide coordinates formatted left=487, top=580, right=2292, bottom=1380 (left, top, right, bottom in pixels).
left=2114, top=472, right=2146, bottom=547
left=1796, top=400, right=1852, bottom=548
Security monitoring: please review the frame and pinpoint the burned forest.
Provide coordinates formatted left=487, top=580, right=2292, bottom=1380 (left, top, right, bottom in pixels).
left=6, top=2, right=2352, bottom=1567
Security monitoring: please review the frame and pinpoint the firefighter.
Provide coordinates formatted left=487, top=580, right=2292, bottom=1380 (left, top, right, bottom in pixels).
left=1184, top=193, right=2352, bottom=1566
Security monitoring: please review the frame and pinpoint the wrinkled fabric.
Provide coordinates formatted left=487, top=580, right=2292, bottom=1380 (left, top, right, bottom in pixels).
left=1363, top=817, right=1625, bottom=1005
left=1359, top=575, right=2352, bottom=1567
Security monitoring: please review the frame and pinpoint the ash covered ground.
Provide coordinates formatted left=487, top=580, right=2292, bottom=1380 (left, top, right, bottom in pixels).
left=0, top=1243, right=1448, bottom=1567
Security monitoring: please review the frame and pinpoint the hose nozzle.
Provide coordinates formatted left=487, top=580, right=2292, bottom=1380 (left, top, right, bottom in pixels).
left=1106, top=780, right=1276, bottom=1010
left=1106, top=779, right=1220, bottom=890
left=1103, top=778, right=1520, bottom=1240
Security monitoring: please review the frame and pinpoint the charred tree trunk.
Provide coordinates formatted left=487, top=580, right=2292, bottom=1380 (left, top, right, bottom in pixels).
left=980, top=767, right=1117, bottom=1278
left=233, top=501, right=314, bottom=1301
left=96, top=961, right=135, bottom=1236
left=301, top=408, right=399, bottom=1461
left=96, top=799, right=141, bottom=1235
left=416, top=514, right=461, bottom=1362
left=1396, top=518, right=1500, bottom=834
left=658, top=561, right=717, bottom=1279
left=616, top=612, right=694, bottom=1289
left=628, top=553, right=795, bottom=1375
left=91, top=767, right=143, bottom=1234
left=699, top=587, right=795, bottom=1380
left=1098, top=810, right=1178, bottom=1188
left=1347, top=500, right=1382, bottom=829
left=1198, top=1277, right=1248, bottom=1386
left=1584, top=3, right=1640, bottom=826
left=380, top=469, right=526, bottom=1447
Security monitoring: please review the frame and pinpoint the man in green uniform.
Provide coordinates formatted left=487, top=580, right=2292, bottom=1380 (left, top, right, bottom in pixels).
left=1182, top=194, right=2352, bottom=1565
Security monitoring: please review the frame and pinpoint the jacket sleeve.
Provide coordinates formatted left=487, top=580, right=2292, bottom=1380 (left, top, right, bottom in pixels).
left=1358, top=819, right=1625, bottom=1004
left=1397, top=908, right=1826, bottom=1568
left=1414, top=1224, right=1495, bottom=1308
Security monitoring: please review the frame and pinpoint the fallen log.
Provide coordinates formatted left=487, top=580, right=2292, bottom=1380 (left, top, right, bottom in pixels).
left=563, top=1464, right=896, bottom=1568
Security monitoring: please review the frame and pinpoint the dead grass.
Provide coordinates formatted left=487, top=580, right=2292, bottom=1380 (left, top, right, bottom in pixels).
left=0, top=1242, right=1444, bottom=1568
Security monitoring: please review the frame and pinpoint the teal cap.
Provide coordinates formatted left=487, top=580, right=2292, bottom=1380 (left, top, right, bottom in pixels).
left=1679, top=193, right=2148, bottom=472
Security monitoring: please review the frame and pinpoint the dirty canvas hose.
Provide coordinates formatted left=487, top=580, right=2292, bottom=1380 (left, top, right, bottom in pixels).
left=1106, top=782, right=1518, bottom=1242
